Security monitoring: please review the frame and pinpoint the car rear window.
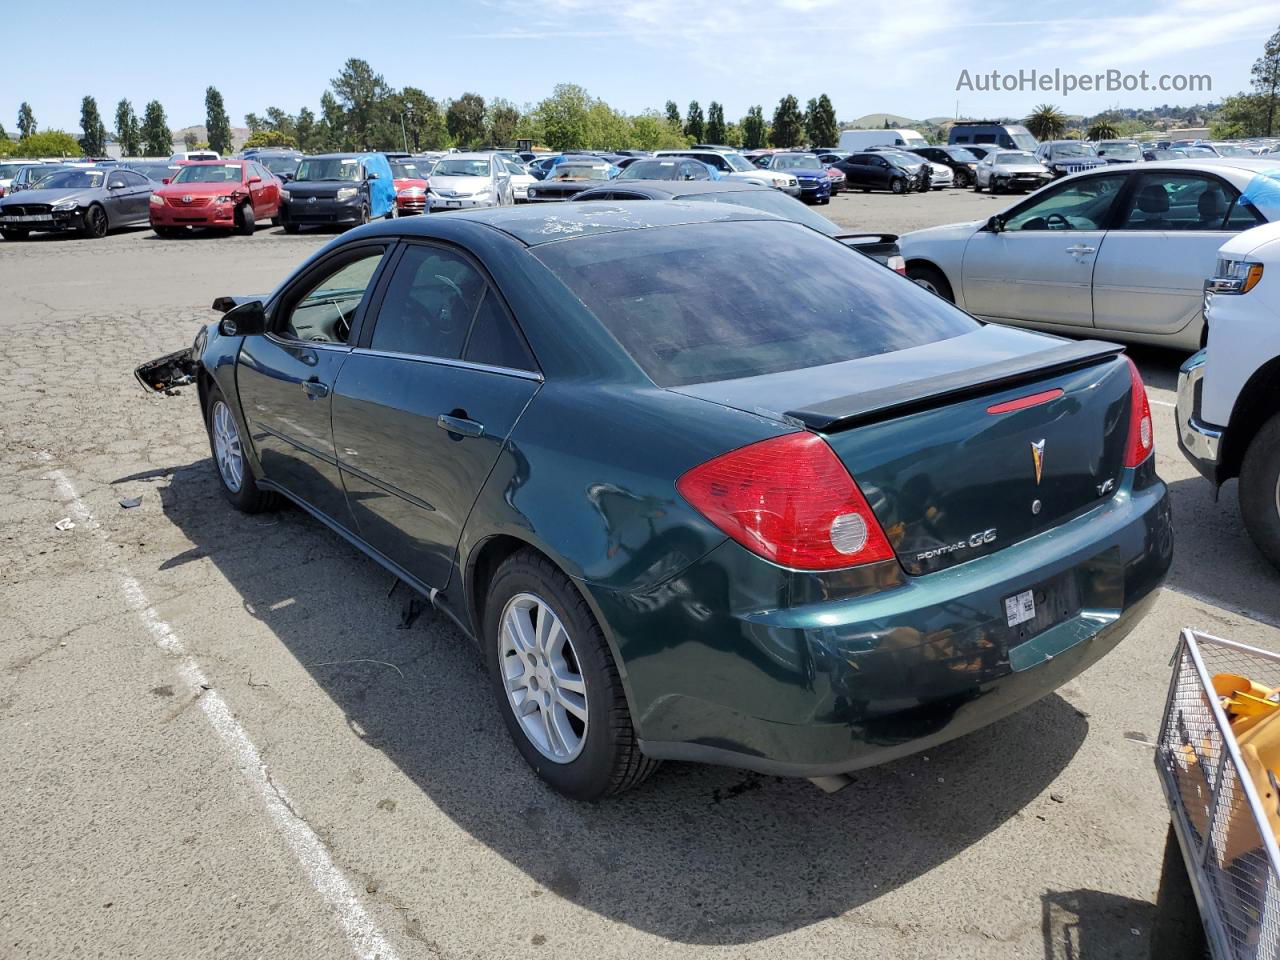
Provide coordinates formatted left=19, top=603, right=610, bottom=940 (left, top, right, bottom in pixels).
left=534, top=219, right=977, bottom=387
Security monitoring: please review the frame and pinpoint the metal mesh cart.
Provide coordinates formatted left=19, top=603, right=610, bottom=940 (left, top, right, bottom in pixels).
left=1157, top=629, right=1280, bottom=960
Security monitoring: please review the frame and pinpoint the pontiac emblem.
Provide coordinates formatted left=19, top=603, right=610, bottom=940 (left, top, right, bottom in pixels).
left=1030, top=439, right=1046, bottom=485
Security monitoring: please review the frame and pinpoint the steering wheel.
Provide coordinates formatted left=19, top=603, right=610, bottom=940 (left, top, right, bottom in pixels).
left=1045, top=213, right=1072, bottom=230
left=434, top=274, right=463, bottom=299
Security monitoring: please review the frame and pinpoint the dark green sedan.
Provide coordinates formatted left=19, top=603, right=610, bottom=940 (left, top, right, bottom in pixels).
left=138, top=202, right=1173, bottom=800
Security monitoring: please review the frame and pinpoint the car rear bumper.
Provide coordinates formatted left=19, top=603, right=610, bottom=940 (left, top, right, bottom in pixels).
left=598, top=466, right=1172, bottom=776
left=429, top=195, right=497, bottom=210
left=1175, top=349, right=1223, bottom=484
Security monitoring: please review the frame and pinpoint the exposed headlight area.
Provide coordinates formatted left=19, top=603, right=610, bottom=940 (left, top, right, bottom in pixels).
left=335, top=186, right=359, bottom=202
left=52, top=198, right=78, bottom=211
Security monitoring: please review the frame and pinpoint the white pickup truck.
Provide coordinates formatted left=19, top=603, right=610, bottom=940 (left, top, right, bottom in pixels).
left=1176, top=220, right=1280, bottom=568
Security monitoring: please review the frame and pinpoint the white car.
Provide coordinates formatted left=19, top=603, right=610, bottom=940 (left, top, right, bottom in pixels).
left=427, top=153, right=513, bottom=211
left=653, top=150, right=799, bottom=196
left=1177, top=220, right=1280, bottom=568
left=0, top=159, right=44, bottom=197
left=926, top=162, right=953, bottom=189
left=900, top=159, right=1280, bottom=351
left=502, top=159, right=536, bottom=202
left=973, top=150, right=1053, bottom=193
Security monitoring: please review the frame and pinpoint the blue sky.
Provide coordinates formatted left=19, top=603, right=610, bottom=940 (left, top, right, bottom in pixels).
left=5, top=0, right=1274, bottom=134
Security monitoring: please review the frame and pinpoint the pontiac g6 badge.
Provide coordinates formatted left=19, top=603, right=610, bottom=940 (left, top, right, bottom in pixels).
left=1030, top=438, right=1046, bottom=485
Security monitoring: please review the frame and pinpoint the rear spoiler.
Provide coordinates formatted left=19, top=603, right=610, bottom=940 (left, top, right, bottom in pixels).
left=786, top=339, right=1125, bottom=431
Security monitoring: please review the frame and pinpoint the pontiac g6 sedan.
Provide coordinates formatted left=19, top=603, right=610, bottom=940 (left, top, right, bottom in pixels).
left=138, top=203, right=1172, bottom=800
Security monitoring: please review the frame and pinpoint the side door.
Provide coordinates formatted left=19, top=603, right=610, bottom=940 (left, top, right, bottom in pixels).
left=1091, top=170, right=1268, bottom=338
left=120, top=170, right=153, bottom=221
left=961, top=172, right=1130, bottom=327
left=104, top=171, right=133, bottom=223
left=235, top=241, right=392, bottom=525
left=245, top=162, right=272, bottom=218
left=331, top=241, right=541, bottom=589
left=835, top=154, right=870, bottom=188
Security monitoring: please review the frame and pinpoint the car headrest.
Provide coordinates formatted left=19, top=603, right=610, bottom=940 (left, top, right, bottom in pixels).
left=1198, top=189, right=1225, bottom=218
left=1136, top=184, right=1169, bottom=214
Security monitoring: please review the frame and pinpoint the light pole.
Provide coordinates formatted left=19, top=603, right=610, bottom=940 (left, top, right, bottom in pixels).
left=401, top=104, right=415, bottom=153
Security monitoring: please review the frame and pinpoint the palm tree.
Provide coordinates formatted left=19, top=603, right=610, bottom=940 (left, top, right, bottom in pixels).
left=1086, top=121, right=1119, bottom=141
left=1025, top=104, right=1067, bottom=141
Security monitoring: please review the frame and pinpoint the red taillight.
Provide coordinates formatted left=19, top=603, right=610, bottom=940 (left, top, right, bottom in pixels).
left=676, top=433, right=895, bottom=571
left=1124, top=356, right=1154, bottom=467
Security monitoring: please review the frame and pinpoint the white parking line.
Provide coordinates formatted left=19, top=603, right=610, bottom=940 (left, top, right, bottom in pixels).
left=47, top=469, right=402, bottom=960
left=1149, top=398, right=1175, bottom=408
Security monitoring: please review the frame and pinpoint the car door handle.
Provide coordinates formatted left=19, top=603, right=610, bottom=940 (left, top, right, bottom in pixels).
left=436, top=414, right=485, bottom=438
left=301, top=379, right=329, bottom=399
left=1066, top=244, right=1096, bottom=255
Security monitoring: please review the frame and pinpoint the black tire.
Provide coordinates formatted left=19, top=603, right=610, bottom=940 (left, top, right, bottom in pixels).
left=818, top=196, right=830, bottom=205
left=235, top=202, right=255, bottom=236
left=270, top=215, right=280, bottom=227
left=1149, top=823, right=1209, bottom=960
left=81, top=203, right=108, bottom=239
left=973, top=179, right=984, bottom=192
left=860, top=186, right=870, bottom=193
left=204, top=385, right=277, bottom=513
left=992, top=178, right=1006, bottom=194
left=357, top=203, right=370, bottom=226
left=906, top=262, right=955, bottom=302
left=385, top=203, right=398, bottom=221
left=283, top=218, right=300, bottom=234
left=890, top=177, right=906, bottom=195
left=1239, top=412, right=1280, bottom=570
left=484, top=549, right=659, bottom=800
left=1, top=227, right=30, bottom=241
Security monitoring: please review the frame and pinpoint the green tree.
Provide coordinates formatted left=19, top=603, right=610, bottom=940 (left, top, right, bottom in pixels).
left=183, top=131, right=199, bottom=150
left=330, top=58, right=395, bottom=149
left=806, top=94, right=837, bottom=147
left=114, top=99, right=140, bottom=156
left=1211, top=93, right=1269, bottom=139
left=629, top=112, right=688, bottom=150
left=536, top=83, right=594, bottom=150
left=295, top=107, right=316, bottom=152
left=17, top=130, right=81, bottom=157
left=79, top=96, right=107, bottom=156
left=17, top=102, right=36, bottom=139
left=723, top=121, right=742, bottom=148
left=244, top=113, right=264, bottom=134
left=204, top=86, right=233, bottom=154
left=1086, top=120, right=1119, bottom=141
left=684, top=100, right=704, bottom=142
left=1251, top=23, right=1280, bottom=136
left=705, top=102, right=726, bottom=144
left=140, top=100, right=172, bottom=156
left=741, top=106, right=766, bottom=149
left=243, top=130, right=297, bottom=149
left=446, top=93, right=487, bottom=148
left=399, top=88, right=448, bottom=150
left=770, top=95, right=803, bottom=147
left=1025, top=103, right=1067, bottom=140
left=664, top=100, right=681, bottom=128
left=488, top=98, right=521, bottom=147
left=318, top=91, right=346, bottom=150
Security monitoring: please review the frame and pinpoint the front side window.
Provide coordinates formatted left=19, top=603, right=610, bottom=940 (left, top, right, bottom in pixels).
left=1002, top=175, right=1127, bottom=231
left=535, top=219, right=977, bottom=387
left=370, top=245, right=488, bottom=359
left=1116, top=173, right=1246, bottom=231
left=281, top=249, right=386, bottom=344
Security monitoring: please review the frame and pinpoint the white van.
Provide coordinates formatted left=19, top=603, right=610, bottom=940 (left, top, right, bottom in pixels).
left=836, top=129, right=928, bottom=153
left=168, top=150, right=221, bottom=163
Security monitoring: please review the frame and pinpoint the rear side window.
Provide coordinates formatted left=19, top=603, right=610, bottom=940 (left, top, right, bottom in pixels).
left=463, top=291, right=536, bottom=370
left=534, top=220, right=977, bottom=387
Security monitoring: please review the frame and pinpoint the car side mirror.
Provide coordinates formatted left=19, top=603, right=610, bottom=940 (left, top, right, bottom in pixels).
left=247, top=175, right=262, bottom=184
left=986, top=215, right=1006, bottom=234
left=161, top=178, right=171, bottom=184
left=216, top=299, right=267, bottom=337
left=367, top=172, right=379, bottom=180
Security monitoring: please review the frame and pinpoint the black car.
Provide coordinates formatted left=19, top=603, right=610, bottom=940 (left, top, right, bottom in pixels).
left=525, top=160, right=617, bottom=202
left=569, top=179, right=903, bottom=270
left=249, top=150, right=303, bottom=182
left=832, top=152, right=924, bottom=194
left=910, top=146, right=981, bottom=187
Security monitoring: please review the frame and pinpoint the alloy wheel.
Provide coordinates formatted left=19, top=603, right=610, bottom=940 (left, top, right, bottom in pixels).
left=210, top=400, right=244, bottom=493
left=500, top=592, right=588, bottom=763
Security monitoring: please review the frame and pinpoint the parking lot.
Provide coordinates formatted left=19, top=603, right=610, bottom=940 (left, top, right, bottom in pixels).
left=2, top=188, right=1278, bottom=960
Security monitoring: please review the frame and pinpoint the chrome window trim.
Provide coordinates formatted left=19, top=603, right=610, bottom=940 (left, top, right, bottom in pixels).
left=349, top=346, right=543, bottom=382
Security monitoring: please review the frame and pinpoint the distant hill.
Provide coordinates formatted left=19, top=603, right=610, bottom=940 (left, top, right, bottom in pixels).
left=843, top=113, right=921, bottom=129
left=171, top=124, right=251, bottom=153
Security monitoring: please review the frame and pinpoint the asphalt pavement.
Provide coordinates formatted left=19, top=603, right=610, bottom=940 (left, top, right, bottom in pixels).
left=2, top=190, right=1277, bottom=960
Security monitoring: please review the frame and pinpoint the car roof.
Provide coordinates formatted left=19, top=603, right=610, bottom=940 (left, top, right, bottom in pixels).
left=183, top=159, right=242, bottom=166
left=442, top=152, right=499, bottom=161
left=360, top=199, right=781, bottom=247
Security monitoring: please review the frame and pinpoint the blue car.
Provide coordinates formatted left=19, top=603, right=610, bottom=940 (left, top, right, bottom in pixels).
left=762, top=152, right=833, bottom=204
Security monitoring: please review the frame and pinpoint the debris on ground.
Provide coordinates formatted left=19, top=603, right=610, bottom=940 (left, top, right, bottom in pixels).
left=118, top=496, right=142, bottom=509
left=54, top=518, right=75, bottom=531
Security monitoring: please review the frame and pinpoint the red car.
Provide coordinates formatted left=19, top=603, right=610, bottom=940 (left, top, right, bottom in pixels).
left=391, top=159, right=430, bottom=215
left=149, top=159, right=281, bottom=237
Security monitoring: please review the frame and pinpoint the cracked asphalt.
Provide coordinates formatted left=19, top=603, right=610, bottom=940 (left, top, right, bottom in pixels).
left=2, top=191, right=1278, bottom=960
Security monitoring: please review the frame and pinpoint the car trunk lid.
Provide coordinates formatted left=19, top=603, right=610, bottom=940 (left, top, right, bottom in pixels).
left=673, top=327, right=1131, bottom=575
